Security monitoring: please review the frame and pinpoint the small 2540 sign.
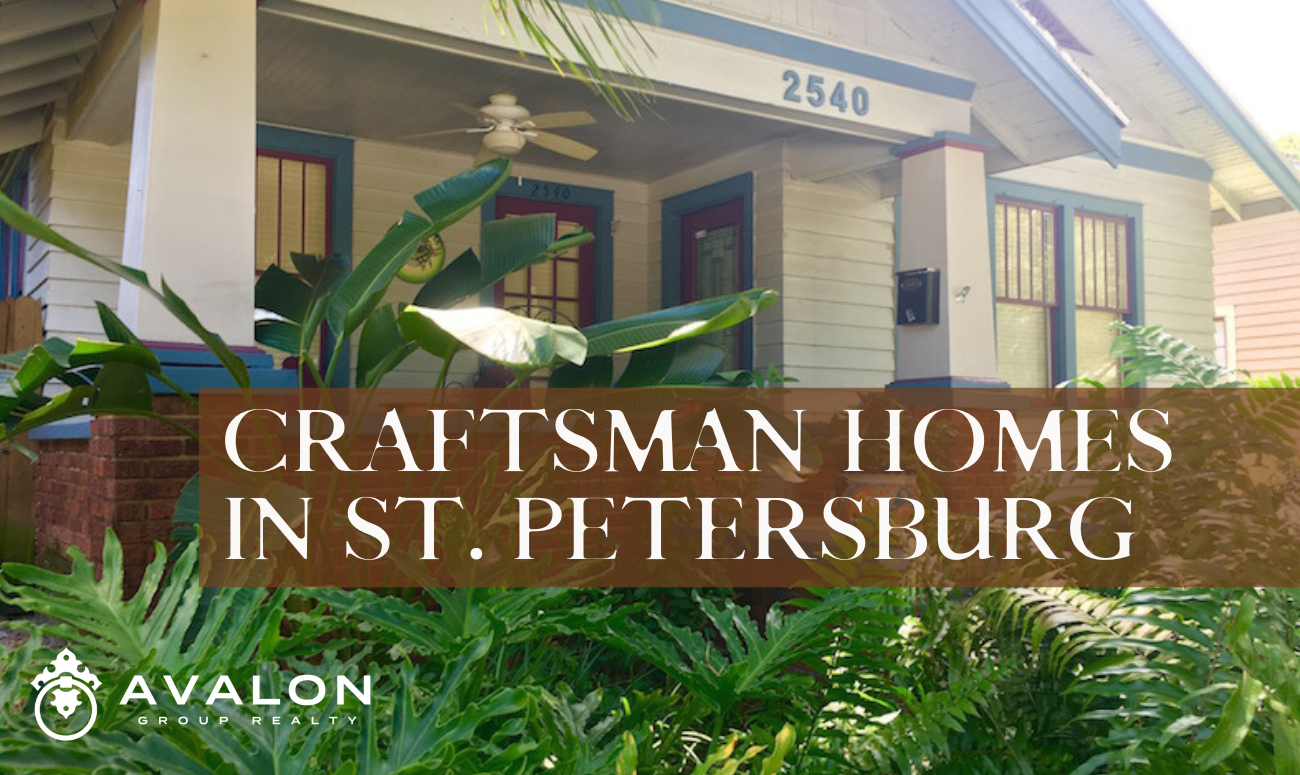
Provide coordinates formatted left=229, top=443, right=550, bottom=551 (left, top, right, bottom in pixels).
left=782, top=69, right=870, bottom=117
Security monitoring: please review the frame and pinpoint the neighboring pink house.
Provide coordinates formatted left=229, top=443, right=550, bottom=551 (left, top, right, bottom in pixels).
left=1213, top=210, right=1300, bottom=376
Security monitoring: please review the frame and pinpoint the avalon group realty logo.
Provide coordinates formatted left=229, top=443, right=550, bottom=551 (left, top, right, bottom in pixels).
left=30, top=648, right=101, bottom=742
left=30, top=647, right=372, bottom=742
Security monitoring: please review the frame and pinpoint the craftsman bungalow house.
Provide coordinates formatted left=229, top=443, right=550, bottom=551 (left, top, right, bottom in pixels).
left=0, top=0, right=1298, bottom=565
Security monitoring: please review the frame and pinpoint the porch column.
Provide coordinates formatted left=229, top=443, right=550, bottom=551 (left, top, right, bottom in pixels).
left=890, top=134, right=1004, bottom=387
left=118, top=0, right=256, bottom=348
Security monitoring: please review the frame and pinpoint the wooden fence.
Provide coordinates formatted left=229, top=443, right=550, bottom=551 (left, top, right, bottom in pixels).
left=0, top=297, right=41, bottom=563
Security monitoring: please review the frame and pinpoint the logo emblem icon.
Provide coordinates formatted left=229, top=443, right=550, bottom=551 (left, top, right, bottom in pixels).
left=31, top=648, right=100, bottom=741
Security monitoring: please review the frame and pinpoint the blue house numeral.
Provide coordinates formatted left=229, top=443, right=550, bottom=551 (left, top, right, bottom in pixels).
left=782, top=70, right=869, bottom=116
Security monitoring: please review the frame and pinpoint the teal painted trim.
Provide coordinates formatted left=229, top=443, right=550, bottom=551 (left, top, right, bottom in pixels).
left=892, top=131, right=993, bottom=159
left=1112, top=0, right=1300, bottom=209
left=557, top=0, right=975, bottom=100
left=480, top=178, right=616, bottom=322
left=661, top=172, right=755, bottom=370
left=987, top=178, right=1144, bottom=384
left=892, top=195, right=902, bottom=378
left=1115, top=142, right=1213, bottom=182
left=28, top=418, right=91, bottom=441
left=951, top=0, right=1124, bottom=165
left=256, top=125, right=355, bottom=386
left=988, top=179, right=1141, bottom=220
left=150, top=346, right=297, bottom=392
left=1056, top=202, right=1078, bottom=383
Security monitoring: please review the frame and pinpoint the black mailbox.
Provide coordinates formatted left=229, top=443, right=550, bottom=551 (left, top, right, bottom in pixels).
left=896, top=268, right=941, bottom=325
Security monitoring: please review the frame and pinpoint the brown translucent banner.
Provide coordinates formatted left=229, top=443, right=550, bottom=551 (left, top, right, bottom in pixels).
left=194, top=387, right=1300, bottom=587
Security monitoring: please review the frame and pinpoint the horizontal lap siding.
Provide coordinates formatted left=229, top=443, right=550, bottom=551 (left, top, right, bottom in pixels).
left=352, top=139, right=650, bottom=389
left=780, top=179, right=895, bottom=387
left=994, top=157, right=1216, bottom=363
left=26, top=117, right=130, bottom=343
left=1214, top=211, right=1300, bottom=375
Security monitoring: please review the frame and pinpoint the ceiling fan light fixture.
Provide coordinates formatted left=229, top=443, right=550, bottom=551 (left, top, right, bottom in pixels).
left=482, top=128, right=527, bottom=156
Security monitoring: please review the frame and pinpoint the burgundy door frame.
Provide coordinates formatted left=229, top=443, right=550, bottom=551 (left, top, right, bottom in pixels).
left=678, top=196, right=750, bottom=369
left=679, top=197, right=745, bottom=303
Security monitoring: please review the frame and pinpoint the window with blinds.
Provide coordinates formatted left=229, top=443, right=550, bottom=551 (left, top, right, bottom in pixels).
left=994, top=199, right=1058, bottom=388
left=254, top=150, right=332, bottom=374
left=1074, top=211, right=1130, bottom=386
left=255, top=151, right=331, bottom=272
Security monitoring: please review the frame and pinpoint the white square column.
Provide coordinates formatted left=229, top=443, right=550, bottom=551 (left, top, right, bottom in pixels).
left=118, top=0, right=256, bottom=348
left=891, top=135, right=1004, bottom=388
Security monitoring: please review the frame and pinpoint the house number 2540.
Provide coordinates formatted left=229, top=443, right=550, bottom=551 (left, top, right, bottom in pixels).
left=781, top=70, right=869, bottom=116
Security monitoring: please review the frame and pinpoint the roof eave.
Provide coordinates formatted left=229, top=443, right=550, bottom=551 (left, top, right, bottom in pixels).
left=1110, top=0, right=1300, bottom=211
left=952, top=0, right=1128, bottom=166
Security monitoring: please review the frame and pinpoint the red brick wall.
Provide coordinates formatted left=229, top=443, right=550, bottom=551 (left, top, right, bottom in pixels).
left=34, top=396, right=198, bottom=579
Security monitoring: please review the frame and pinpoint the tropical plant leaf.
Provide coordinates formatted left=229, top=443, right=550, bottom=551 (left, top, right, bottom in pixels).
left=477, top=213, right=593, bottom=292
left=615, top=340, right=725, bottom=388
left=413, top=248, right=482, bottom=309
left=583, top=290, right=776, bottom=357
left=329, top=160, right=509, bottom=340
left=356, top=304, right=418, bottom=389
left=398, top=305, right=586, bottom=373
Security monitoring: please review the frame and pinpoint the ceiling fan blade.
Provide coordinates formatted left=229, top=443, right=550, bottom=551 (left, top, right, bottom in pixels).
left=528, top=131, right=598, bottom=161
left=395, top=127, right=479, bottom=141
left=526, top=111, right=597, bottom=129
left=450, top=101, right=488, bottom=119
left=474, top=144, right=499, bottom=166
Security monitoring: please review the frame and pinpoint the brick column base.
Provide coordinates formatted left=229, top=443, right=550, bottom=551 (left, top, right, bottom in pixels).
left=34, top=396, right=198, bottom=578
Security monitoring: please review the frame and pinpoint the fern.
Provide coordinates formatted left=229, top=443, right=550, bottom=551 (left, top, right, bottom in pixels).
left=1112, top=322, right=1244, bottom=388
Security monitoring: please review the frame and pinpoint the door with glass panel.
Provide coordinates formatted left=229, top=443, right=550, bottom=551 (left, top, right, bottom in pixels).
left=255, top=149, right=332, bottom=372
left=681, top=198, right=746, bottom=372
left=493, top=196, right=597, bottom=327
left=485, top=196, right=596, bottom=386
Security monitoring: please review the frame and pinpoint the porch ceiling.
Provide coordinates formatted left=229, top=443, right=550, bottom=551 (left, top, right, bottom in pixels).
left=0, top=0, right=118, bottom=154
left=256, top=11, right=819, bottom=182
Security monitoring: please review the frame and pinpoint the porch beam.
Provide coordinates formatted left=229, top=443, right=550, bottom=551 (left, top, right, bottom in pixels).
left=1212, top=182, right=1243, bottom=223
left=787, top=137, right=898, bottom=184
left=67, top=0, right=144, bottom=142
left=0, top=0, right=115, bottom=47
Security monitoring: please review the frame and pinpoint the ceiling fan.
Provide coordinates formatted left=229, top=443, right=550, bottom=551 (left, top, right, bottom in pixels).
left=399, top=93, right=599, bottom=165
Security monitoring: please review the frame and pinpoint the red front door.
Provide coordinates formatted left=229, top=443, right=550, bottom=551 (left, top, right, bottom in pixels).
left=681, top=198, right=746, bottom=371
left=493, top=196, right=598, bottom=328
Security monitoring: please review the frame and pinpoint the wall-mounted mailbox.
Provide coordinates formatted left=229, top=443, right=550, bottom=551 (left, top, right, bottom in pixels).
left=896, top=267, right=941, bottom=325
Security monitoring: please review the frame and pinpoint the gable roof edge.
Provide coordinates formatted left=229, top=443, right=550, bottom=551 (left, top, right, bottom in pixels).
left=951, top=0, right=1127, bottom=165
left=1110, top=0, right=1300, bottom=210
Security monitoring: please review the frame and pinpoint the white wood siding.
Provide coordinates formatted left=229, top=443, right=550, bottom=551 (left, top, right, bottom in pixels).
left=993, top=157, right=1217, bottom=357
left=780, top=179, right=895, bottom=386
left=25, top=114, right=129, bottom=343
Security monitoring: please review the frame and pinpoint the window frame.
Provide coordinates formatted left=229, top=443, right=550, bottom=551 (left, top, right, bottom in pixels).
left=0, top=153, right=30, bottom=299
left=987, top=179, right=1144, bottom=387
left=255, top=126, right=354, bottom=386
